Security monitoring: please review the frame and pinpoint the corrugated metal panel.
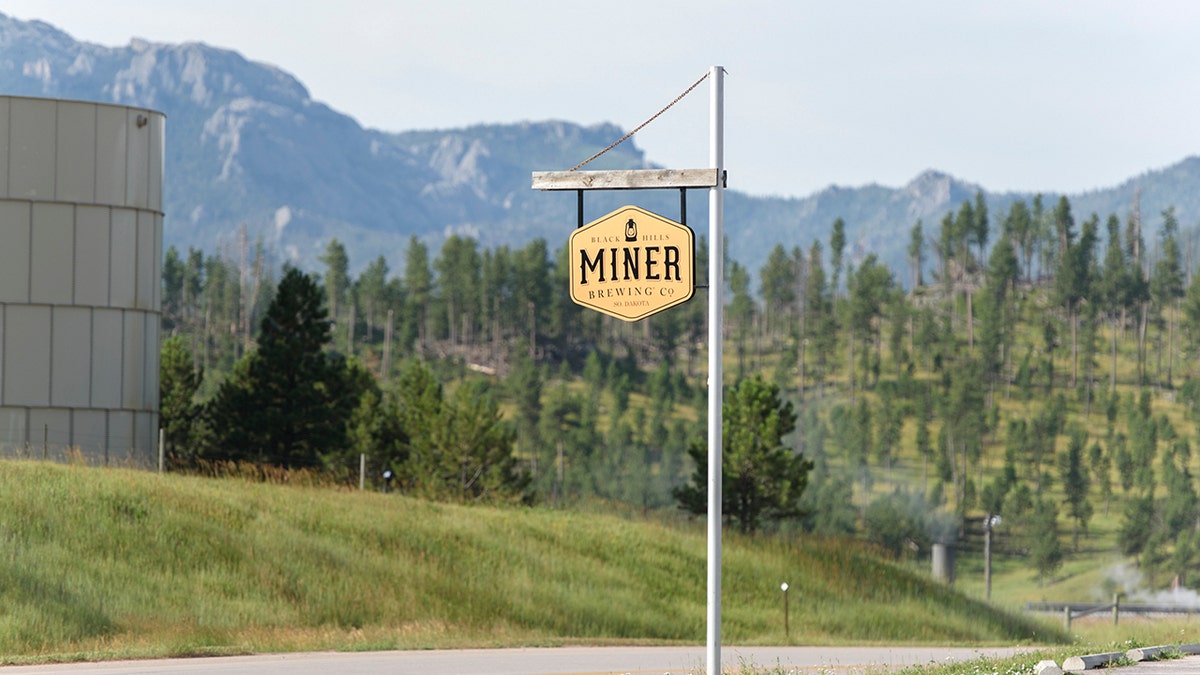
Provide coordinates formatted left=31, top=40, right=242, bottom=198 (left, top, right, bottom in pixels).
left=9, top=98, right=56, bottom=199
left=30, top=203, right=74, bottom=305
left=4, top=305, right=51, bottom=406
left=0, top=97, right=163, bottom=466
left=55, top=101, right=97, bottom=203
left=51, top=307, right=91, bottom=408
left=90, top=309, right=123, bottom=409
left=94, top=105, right=128, bottom=207
left=74, top=206, right=111, bottom=307
left=0, top=201, right=30, bottom=303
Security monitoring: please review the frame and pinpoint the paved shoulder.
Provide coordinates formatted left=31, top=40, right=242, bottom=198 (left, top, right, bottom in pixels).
left=1102, top=656, right=1200, bottom=675
left=0, top=645, right=1035, bottom=675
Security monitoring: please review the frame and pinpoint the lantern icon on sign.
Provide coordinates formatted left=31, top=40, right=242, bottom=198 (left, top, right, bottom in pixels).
left=625, top=218, right=638, bottom=241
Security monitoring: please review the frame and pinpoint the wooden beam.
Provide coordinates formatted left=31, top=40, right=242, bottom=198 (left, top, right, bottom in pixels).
left=531, top=168, right=721, bottom=191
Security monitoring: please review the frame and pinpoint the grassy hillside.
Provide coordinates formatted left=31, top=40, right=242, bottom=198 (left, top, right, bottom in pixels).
left=0, top=460, right=1060, bottom=662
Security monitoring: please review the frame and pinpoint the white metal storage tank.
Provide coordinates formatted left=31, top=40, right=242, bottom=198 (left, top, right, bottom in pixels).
left=0, top=96, right=164, bottom=466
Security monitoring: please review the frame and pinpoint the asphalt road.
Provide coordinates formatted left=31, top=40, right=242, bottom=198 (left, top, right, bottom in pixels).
left=1120, top=656, right=1200, bottom=675
left=0, top=645, right=1037, bottom=674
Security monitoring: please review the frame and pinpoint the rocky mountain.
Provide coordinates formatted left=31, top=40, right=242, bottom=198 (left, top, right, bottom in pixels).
left=0, top=12, right=1195, bottom=280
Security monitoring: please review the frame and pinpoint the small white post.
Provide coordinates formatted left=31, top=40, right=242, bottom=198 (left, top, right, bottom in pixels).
left=360, top=453, right=366, bottom=491
left=158, top=428, right=165, bottom=473
left=706, top=64, right=725, bottom=675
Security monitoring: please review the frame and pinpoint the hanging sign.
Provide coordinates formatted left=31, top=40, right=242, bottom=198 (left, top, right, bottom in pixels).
left=568, top=205, right=695, bottom=321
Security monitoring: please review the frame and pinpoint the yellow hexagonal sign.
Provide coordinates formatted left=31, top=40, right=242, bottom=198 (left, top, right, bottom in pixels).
left=569, top=205, right=695, bottom=322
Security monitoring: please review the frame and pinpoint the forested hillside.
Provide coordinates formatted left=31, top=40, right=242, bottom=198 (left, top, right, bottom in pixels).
left=161, top=189, right=1200, bottom=596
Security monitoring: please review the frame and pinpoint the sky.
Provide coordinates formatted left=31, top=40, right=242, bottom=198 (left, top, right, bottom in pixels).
left=5, top=1, right=1200, bottom=199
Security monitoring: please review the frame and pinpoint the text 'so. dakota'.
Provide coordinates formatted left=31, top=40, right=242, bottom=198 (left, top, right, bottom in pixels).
left=568, top=205, right=695, bottom=321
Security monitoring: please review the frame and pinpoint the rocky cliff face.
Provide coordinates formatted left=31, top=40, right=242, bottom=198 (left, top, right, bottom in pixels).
left=1, top=12, right=1195, bottom=279
left=0, top=13, right=661, bottom=270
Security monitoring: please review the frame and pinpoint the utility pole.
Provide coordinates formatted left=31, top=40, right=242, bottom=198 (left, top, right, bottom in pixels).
left=705, top=64, right=725, bottom=675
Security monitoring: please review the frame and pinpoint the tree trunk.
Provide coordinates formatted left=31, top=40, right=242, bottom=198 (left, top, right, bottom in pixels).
left=1169, top=298, right=1178, bottom=388
left=959, top=441, right=967, bottom=511
left=1085, top=344, right=1093, bottom=418
left=382, top=310, right=394, bottom=380
left=203, top=304, right=212, bottom=371
left=947, top=429, right=959, bottom=506
left=1138, top=303, right=1149, bottom=385
left=967, top=290, right=974, bottom=349
left=1070, top=306, right=1078, bottom=389
left=1046, top=348, right=1055, bottom=394
left=908, top=311, right=915, bottom=357
left=984, top=522, right=993, bottom=601
left=848, top=327, right=855, bottom=404
left=798, top=340, right=806, bottom=401
left=417, top=308, right=426, bottom=355
left=1110, top=315, right=1118, bottom=393
left=555, top=439, right=564, bottom=507
left=922, top=451, right=928, bottom=495
left=528, top=301, right=537, bottom=360
left=1156, top=331, right=1164, bottom=390
left=1004, top=338, right=1012, bottom=402
left=874, top=322, right=883, bottom=387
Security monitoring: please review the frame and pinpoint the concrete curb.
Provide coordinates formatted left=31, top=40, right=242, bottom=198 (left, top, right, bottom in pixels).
left=1054, top=644, right=1200, bottom=671
left=1126, top=645, right=1200, bottom=662
left=1063, top=652, right=1125, bottom=671
left=1035, top=659, right=1064, bottom=675
left=1127, top=647, right=1174, bottom=662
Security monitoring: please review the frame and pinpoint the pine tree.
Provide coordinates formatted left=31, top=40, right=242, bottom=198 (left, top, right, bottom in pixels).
left=514, top=238, right=551, bottom=357
left=162, top=246, right=185, bottom=332
left=507, top=344, right=543, bottom=473
left=434, top=235, right=481, bottom=345
left=908, top=219, right=925, bottom=289
left=320, top=238, right=350, bottom=323
left=436, top=380, right=529, bottom=503
left=830, top=218, right=846, bottom=294
left=728, top=260, right=756, bottom=378
left=760, top=244, right=797, bottom=332
left=1089, top=440, right=1113, bottom=515
left=1119, top=493, right=1155, bottom=565
left=1057, top=427, right=1093, bottom=550
left=1030, top=497, right=1063, bottom=586
left=1098, top=214, right=1133, bottom=393
left=1002, top=199, right=1035, bottom=283
left=390, top=360, right=528, bottom=502
left=355, top=255, right=390, bottom=340
left=404, top=236, right=433, bottom=352
left=803, top=241, right=835, bottom=393
left=205, top=268, right=363, bottom=469
left=1150, top=208, right=1184, bottom=388
left=159, top=336, right=203, bottom=467
left=674, top=376, right=813, bottom=533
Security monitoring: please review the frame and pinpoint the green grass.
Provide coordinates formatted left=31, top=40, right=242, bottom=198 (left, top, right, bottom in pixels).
left=894, top=618, right=1200, bottom=675
left=0, top=460, right=1059, bottom=663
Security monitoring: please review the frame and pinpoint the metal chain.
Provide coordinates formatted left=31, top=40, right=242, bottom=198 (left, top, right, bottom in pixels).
left=568, top=70, right=711, bottom=172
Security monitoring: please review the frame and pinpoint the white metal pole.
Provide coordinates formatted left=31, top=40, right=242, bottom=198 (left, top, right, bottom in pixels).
left=706, top=64, right=725, bottom=675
